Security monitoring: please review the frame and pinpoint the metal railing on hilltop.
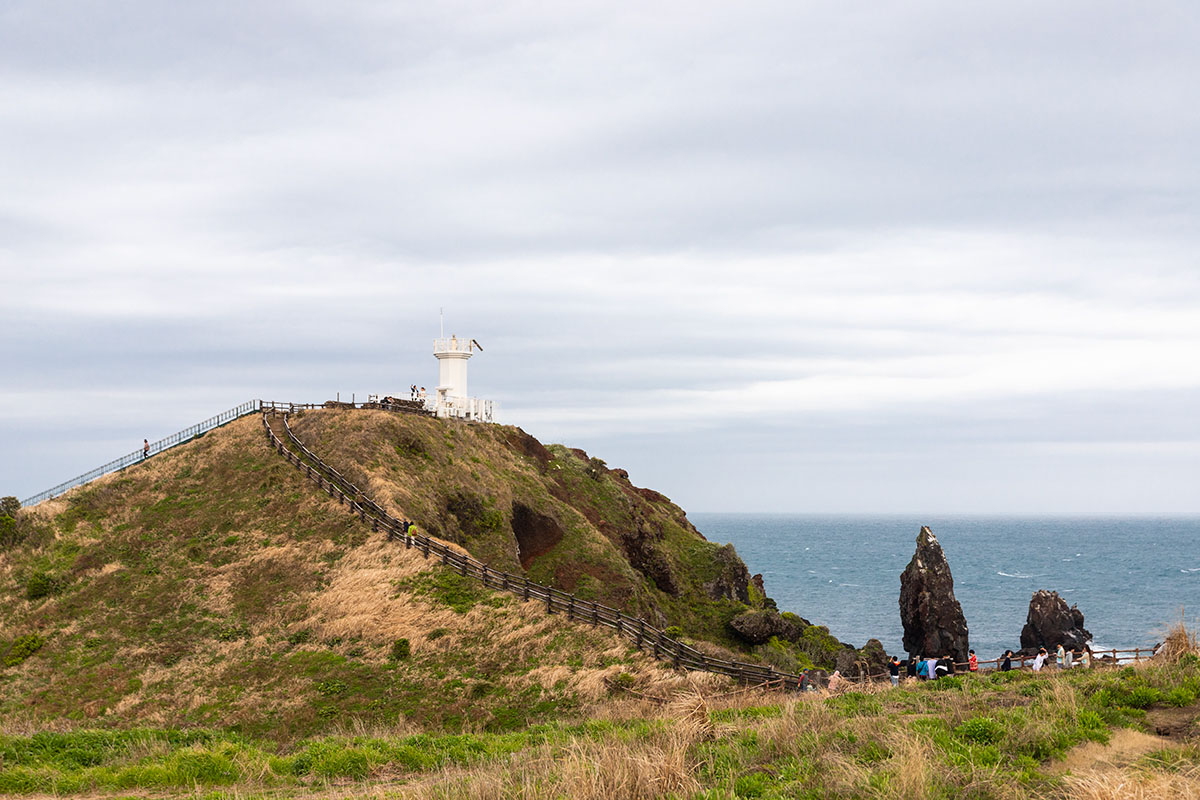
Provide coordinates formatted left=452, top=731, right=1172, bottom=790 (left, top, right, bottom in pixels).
left=20, top=400, right=262, bottom=507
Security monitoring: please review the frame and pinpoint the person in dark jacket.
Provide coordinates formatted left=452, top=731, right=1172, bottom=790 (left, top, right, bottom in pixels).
left=1000, top=650, right=1013, bottom=671
left=888, top=656, right=901, bottom=687
left=935, top=657, right=951, bottom=679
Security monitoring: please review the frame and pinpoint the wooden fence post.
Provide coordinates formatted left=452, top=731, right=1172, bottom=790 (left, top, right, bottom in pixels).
left=591, top=602, right=598, bottom=627
left=567, top=596, right=575, bottom=621
left=546, top=589, right=553, bottom=615
left=523, top=578, right=530, bottom=601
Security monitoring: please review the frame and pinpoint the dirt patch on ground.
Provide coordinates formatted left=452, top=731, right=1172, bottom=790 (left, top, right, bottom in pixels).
left=1049, top=728, right=1172, bottom=776
left=1148, top=703, right=1200, bottom=740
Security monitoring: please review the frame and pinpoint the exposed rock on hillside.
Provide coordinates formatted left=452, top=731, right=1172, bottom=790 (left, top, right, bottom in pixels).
left=899, top=526, right=970, bottom=662
left=510, top=501, right=564, bottom=568
left=1020, top=589, right=1091, bottom=652
left=728, top=609, right=804, bottom=645
left=851, top=638, right=890, bottom=676
left=704, top=544, right=751, bottom=603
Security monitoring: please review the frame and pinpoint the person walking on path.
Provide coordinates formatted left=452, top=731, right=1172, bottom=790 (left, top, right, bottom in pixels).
left=906, top=656, right=918, bottom=680
left=143, top=439, right=150, bottom=459
left=1056, top=644, right=1066, bottom=670
left=889, top=656, right=901, bottom=687
left=1032, top=648, right=1048, bottom=672
left=1064, top=648, right=1074, bottom=669
left=916, top=657, right=929, bottom=680
left=1000, top=650, right=1013, bottom=671
left=968, top=649, right=978, bottom=672
left=925, top=656, right=939, bottom=680
left=1081, top=646, right=1092, bottom=669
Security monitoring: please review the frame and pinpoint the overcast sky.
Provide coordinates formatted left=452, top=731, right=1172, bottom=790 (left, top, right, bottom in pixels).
left=2, top=1, right=1198, bottom=513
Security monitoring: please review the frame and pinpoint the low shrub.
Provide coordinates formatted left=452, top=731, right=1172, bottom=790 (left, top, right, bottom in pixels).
left=287, top=629, right=313, bottom=646
left=25, top=571, right=63, bottom=600
left=956, top=716, right=1004, bottom=745
left=390, top=639, right=411, bottom=661
left=315, top=679, right=347, bottom=697
left=4, top=633, right=45, bottom=666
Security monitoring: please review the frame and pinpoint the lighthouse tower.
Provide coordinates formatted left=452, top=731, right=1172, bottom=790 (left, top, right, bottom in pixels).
left=432, top=334, right=493, bottom=422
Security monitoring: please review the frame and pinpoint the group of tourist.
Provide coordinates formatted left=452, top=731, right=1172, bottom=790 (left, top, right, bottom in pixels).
left=1029, top=643, right=1094, bottom=671
left=409, top=385, right=428, bottom=402
left=882, top=643, right=1098, bottom=685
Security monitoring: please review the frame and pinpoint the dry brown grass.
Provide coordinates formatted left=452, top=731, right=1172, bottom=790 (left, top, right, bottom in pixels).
left=1058, top=764, right=1200, bottom=799
left=1156, top=610, right=1200, bottom=663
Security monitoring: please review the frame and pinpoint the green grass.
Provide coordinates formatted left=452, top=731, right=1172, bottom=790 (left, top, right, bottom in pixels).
left=0, top=659, right=1197, bottom=797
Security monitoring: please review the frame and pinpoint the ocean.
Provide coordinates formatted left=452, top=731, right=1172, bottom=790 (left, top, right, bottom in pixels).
left=689, top=514, right=1200, bottom=660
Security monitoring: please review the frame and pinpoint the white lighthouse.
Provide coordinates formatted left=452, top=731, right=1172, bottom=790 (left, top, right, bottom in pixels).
left=432, top=334, right=494, bottom=422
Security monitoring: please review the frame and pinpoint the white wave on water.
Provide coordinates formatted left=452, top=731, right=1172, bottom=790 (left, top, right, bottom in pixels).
left=1181, top=568, right=1200, bottom=573
left=997, top=571, right=1037, bottom=578
left=838, top=583, right=861, bottom=588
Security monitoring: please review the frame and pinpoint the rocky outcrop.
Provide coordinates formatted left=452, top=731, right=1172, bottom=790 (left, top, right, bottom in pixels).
left=728, top=609, right=804, bottom=645
left=899, top=526, right=970, bottom=663
left=510, top=501, right=564, bottom=568
left=1020, top=590, right=1091, bottom=652
left=857, top=638, right=891, bottom=677
left=703, top=544, right=752, bottom=604
left=750, top=573, right=778, bottom=611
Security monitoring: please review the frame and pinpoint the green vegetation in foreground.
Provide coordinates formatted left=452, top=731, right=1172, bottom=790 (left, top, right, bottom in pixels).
left=2, top=658, right=1197, bottom=798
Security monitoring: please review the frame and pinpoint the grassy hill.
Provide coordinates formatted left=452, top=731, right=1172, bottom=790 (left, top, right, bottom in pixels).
left=0, top=414, right=722, bottom=741
left=0, top=407, right=853, bottom=740
left=1, top=407, right=1198, bottom=797
left=284, top=408, right=772, bottom=642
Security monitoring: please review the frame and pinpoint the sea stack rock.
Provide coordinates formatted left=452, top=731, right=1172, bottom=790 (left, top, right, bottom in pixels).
left=1020, top=590, right=1091, bottom=652
left=899, top=526, right=970, bottom=663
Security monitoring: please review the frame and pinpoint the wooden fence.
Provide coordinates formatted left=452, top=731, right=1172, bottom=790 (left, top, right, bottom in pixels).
left=259, top=408, right=1172, bottom=684
left=261, top=410, right=806, bottom=689
left=262, top=408, right=1163, bottom=686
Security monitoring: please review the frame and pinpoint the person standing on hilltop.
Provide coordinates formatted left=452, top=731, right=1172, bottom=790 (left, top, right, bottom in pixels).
left=888, top=656, right=901, bottom=687
left=968, top=649, right=978, bottom=672
left=143, top=439, right=149, bottom=459
left=1056, top=643, right=1066, bottom=670
left=1000, top=650, right=1013, bottom=671
left=1032, top=647, right=1048, bottom=672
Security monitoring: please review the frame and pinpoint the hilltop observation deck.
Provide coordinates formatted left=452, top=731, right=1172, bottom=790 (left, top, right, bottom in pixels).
left=432, top=335, right=494, bottom=423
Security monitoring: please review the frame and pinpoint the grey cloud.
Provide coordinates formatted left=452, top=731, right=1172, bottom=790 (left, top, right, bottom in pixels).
left=2, top=1, right=1198, bottom=511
